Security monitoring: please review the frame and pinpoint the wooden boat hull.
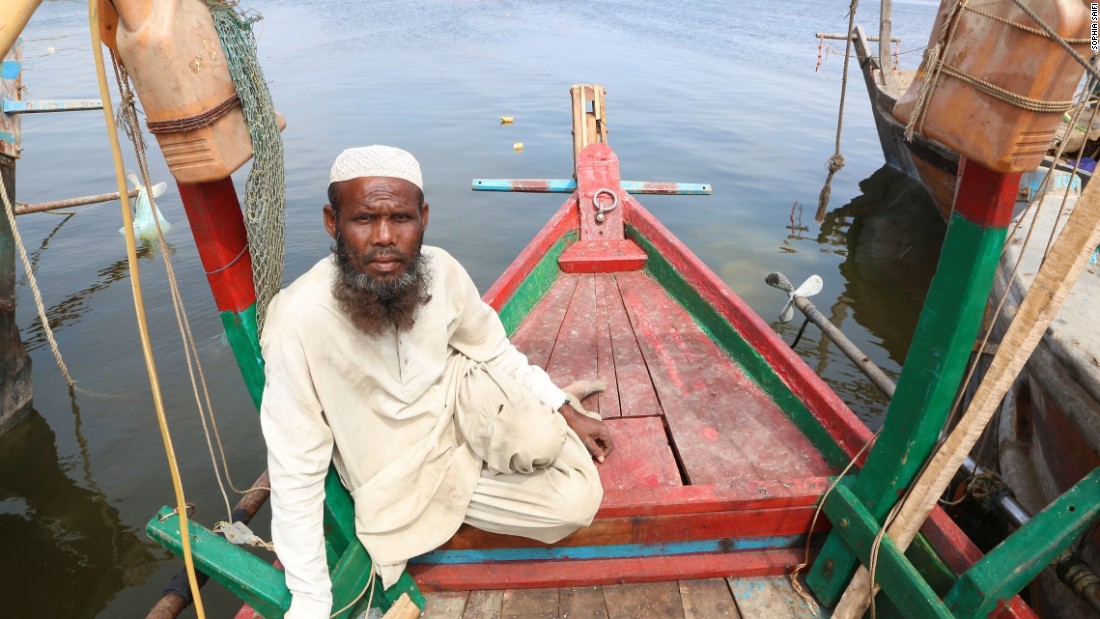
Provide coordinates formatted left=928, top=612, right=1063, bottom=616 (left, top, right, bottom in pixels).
left=406, top=148, right=1037, bottom=617
left=853, top=26, right=960, bottom=221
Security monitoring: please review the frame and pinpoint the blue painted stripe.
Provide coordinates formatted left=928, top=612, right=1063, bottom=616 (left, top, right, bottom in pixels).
left=0, top=130, right=16, bottom=145
left=409, top=534, right=809, bottom=565
left=2, top=99, right=103, bottom=114
left=1, top=60, right=21, bottom=80
left=471, top=179, right=712, bottom=195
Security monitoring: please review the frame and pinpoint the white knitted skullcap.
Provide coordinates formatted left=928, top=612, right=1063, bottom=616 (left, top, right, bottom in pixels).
left=329, top=145, right=423, bottom=190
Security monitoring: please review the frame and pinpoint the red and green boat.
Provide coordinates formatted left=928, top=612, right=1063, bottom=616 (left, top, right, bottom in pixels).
left=135, top=74, right=1100, bottom=617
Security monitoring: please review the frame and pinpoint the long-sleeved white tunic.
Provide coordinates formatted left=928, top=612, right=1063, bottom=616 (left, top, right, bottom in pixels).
left=259, top=247, right=569, bottom=618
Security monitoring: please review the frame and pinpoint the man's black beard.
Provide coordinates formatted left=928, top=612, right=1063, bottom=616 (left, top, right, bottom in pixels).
left=332, top=238, right=433, bottom=336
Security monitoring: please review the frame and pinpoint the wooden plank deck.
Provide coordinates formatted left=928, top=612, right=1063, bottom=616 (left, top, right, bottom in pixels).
left=513, top=271, right=832, bottom=487
left=411, top=270, right=840, bottom=590
left=422, top=577, right=822, bottom=618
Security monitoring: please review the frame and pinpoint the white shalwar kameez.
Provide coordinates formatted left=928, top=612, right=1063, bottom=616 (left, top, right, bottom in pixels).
left=260, top=246, right=603, bottom=619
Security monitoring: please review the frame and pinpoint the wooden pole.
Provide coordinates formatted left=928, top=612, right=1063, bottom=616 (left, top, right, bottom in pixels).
left=0, top=0, right=41, bottom=60
left=831, top=168, right=1100, bottom=619
left=879, top=0, right=897, bottom=92
left=0, top=154, right=31, bottom=434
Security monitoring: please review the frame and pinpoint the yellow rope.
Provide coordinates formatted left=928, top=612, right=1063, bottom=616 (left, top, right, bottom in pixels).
left=0, top=174, right=73, bottom=386
left=87, top=3, right=207, bottom=617
left=789, top=427, right=882, bottom=616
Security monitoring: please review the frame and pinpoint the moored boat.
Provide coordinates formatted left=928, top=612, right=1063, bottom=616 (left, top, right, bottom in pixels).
left=140, top=81, right=1049, bottom=617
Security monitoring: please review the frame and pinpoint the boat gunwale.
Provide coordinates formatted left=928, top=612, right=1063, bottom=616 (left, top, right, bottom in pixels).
left=478, top=185, right=1039, bottom=618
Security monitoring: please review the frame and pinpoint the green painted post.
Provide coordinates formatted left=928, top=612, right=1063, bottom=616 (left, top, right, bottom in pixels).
left=808, top=159, right=1022, bottom=605
left=944, top=468, right=1100, bottom=617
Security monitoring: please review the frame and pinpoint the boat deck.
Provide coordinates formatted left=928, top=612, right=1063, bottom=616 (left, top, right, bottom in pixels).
left=512, top=271, right=832, bottom=485
left=408, top=267, right=842, bottom=591
left=422, top=576, right=819, bottom=618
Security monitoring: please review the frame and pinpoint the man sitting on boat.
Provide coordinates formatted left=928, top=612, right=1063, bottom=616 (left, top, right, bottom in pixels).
left=259, top=145, right=615, bottom=618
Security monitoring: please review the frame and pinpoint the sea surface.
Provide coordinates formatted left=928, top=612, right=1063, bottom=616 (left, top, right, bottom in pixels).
left=3, top=1, right=946, bottom=615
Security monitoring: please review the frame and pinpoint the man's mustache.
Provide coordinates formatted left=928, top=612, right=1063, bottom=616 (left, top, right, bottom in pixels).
left=363, top=247, right=406, bottom=262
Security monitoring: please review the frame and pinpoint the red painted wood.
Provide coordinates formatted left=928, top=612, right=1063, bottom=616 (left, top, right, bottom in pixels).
left=599, top=274, right=662, bottom=418
left=177, top=179, right=256, bottom=313
left=615, top=270, right=833, bottom=485
left=510, top=275, right=579, bottom=369
left=440, top=505, right=826, bottom=551
left=920, top=509, right=1038, bottom=619
left=951, top=157, right=1021, bottom=229
left=592, top=275, right=622, bottom=418
left=575, top=143, right=625, bottom=242
left=545, top=274, right=604, bottom=414
left=412, top=549, right=807, bottom=592
left=483, top=196, right=578, bottom=311
left=623, top=197, right=874, bottom=460
left=598, top=477, right=832, bottom=518
left=558, top=239, right=647, bottom=273
left=596, top=417, right=680, bottom=491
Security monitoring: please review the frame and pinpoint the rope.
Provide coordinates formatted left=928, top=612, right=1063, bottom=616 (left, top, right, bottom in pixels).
left=789, top=427, right=882, bottom=616
left=938, top=63, right=1075, bottom=113
left=907, top=0, right=1098, bottom=141
left=109, top=45, right=268, bottom=519
left=330, top=564, right=376, bottom=619
left=0, top=173, right=74, bottom=387
left=964, top=5, right=1090, bottom=45
left=109, top=51, right=239, bottom=520
left=1007, top=0, right=1100, bottom=85
left=146, top=94, right=241, bottom=134
left=88, top=2, right=206, bottom=617
left=815, top=0, right=859, bottom=224
left=904, top=0, right=970, bottom=141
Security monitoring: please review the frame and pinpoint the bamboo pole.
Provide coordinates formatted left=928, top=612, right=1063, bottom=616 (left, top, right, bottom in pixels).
left=831, top=175, right=1100, bottom=618
left=0, top=0, right=42, bottom=60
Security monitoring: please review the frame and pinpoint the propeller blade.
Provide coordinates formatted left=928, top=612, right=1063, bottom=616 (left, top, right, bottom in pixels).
left=793, top=275, right=823, bottom=298
left=765, top=272, right=794, bottom=293
left=779, top=301, right=795, bottom=323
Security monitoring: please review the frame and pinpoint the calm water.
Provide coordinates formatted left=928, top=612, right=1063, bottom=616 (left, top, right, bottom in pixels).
left=4, top=1, right=946, bottom=615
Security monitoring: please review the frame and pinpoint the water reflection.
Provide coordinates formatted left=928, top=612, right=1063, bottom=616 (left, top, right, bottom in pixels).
left=21, top=243, right=164, bottom=351
left=774, top=165, right=946, bottom=428
left=0, top=409, right=160, bottom=617
left=827, top=165, right=946, bottom=366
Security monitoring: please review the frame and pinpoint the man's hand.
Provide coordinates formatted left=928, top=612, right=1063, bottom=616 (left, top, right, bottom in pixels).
left=558, top=403, right=614, bottom=463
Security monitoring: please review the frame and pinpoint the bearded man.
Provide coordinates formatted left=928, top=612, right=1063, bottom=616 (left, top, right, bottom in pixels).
left=260, top=145, right=614, bottom=618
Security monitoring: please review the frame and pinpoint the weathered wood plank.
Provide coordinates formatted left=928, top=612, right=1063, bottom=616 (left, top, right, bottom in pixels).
left=600, top=274, right=662, bottom=418
left=500, top=588, right=560, bottom=618
left=597, top=417, right=681, bottom=492
left=545, top=274, right=604, bottom=414
left=462, top=589, right=503, bottom=619
left=616, top=270, right=831, bottom=484
left=726, top=576, right=819, bottom=618
left=422, top=591, right=469, bottom=618
left=510, top=274, right=578, bottom=369
left=679, top=579, right=741, bottom=619
left=603, top=581, right=686, bottom=619
left=559, top=586, right=609, bottom=619
left=592, top=274, right=622, bottom=418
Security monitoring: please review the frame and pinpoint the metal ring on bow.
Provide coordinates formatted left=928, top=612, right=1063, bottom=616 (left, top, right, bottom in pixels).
left=592, top=187, right=620, bottom=223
